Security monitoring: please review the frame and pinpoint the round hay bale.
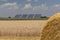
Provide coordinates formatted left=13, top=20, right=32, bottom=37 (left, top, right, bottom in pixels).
left=40, top=13, right=60, bottom=40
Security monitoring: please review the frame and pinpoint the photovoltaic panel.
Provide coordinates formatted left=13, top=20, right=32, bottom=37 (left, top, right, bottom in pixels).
left=21, top=14, right=28, bottom=18
left=34, top=14, right=41, bottom=19
left=15, top=15, right=22, bottom=18
left=28, top=14, right=34, bottom=19
left=15, top=14, right=41, bottom=19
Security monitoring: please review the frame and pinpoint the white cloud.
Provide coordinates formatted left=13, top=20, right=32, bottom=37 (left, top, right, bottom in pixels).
left=21, top=4, right=49, bottom=15
left=27, top=0, right=32, bottom=2
left=33, top=6, right=40, bottom=11
left=40, top=4, right=48, bottom=10
left=52, top=4, right=60, bottom=8
left=0, top=2, right=20, bottom=17
left=27, top=0, right=38, bottom=2
left=23, top=4, right=48, bottom=11
left=34, top=0, right=39, bottom=2
left=0, top=3, right=60, bottom=17
left=24, top=4, right=32, bottom=9
left=1, top=0, right=8, bottom=2
left=1, top=2, right=19, bottom=10
left=33, top=4, right=48, bottom=11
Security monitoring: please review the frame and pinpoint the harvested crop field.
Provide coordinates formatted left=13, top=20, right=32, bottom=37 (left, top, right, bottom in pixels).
left=0, top=20, right=47, bottom=40
left=0, top=36, right=40, bottom=40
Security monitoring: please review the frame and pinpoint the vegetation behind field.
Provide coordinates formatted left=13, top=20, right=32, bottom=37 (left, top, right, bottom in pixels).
left=0, top=17, right=49, bottom=20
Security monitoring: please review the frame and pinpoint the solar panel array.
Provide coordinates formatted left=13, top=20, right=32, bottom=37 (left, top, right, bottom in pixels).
left=15, top=14, right=41, bottom=19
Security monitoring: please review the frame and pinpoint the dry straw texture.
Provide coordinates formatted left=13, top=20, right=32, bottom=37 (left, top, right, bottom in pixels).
left=40, top=13, right=60, bottom=40
left=0, top=20, right=46, bottom=37
left=0, top=20, right=47, bottom=40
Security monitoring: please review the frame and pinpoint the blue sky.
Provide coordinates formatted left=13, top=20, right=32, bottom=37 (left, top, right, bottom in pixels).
left=0, top=0, right=60, bottom=17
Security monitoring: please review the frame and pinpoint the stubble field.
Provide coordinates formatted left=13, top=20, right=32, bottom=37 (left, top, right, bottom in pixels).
left=0, top=20, right=47, bottom=40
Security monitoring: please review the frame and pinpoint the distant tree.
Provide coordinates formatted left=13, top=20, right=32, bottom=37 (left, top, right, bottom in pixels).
left=8, top=16, right=11, bottom=18
left=40, top=16, right=48, bottom=18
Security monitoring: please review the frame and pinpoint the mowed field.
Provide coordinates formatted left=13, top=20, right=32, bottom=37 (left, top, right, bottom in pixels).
left=0, top=36, right=40, bottom=40
left=0, top=20, right=47, bottom=40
